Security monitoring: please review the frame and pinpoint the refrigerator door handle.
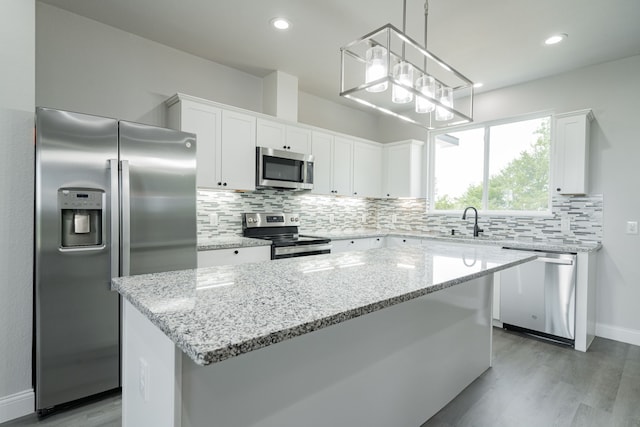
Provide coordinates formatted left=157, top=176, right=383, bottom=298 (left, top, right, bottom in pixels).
left=109, top=159, right=120, bottom=280
left=120, top=160, right=131, bottom=276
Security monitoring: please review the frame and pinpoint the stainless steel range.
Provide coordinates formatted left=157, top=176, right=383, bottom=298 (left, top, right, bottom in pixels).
left=242, top=213, right=331, bottom=259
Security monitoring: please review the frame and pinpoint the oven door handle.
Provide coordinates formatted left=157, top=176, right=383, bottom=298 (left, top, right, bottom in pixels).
left=274, top=243, right=332, bottom=256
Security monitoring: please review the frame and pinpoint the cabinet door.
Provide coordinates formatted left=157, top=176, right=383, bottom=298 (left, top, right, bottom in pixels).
left=383, top=141, right=423, bottom=198
left=370, top=237, right=385, bottom=249
left=311, top=131, right=333, bottom=195
left=286, top=126, right=312, bottom=154
left=256, top=118, right=285, bottom=150
left=177, top=101, right=222, bottom=188
left=386, top=236, right=422, bottom=247
left=384, top=144, right=411, bottom=198
left=197, top=246, right=271, bottom=267
left=552, top=111, right=591, bottom=195
left=330, top=239, right=352, bottom=254
left=332, top=136, right=353, bottom=196
left=221, top=110, right=256, bottom=191
left=353, top=141, right=382, bottom=197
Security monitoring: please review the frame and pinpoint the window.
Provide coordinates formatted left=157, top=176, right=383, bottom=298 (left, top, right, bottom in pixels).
left=429, top=115, right=551, bottom=214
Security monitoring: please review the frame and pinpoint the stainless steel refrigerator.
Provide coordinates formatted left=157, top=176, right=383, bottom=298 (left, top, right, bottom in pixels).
left=34, top=107, right=197, bottom=414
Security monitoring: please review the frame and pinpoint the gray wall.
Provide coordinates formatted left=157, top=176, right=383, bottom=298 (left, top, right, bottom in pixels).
left=36, top=2, right=263, bottom=125
left=471, top=54, right=640, bottom=343
left=0, top=0, right=35, bottom=418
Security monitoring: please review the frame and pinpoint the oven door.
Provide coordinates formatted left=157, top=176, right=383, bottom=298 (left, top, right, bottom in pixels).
left=272, top=242, right=332, bottom=259
left=256, top=147, right=313, bottom=190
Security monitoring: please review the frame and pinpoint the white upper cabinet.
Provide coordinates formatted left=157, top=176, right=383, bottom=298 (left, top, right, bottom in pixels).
left=311, top=131, right=333, bottom=195
left=256, top=118, right=312, bottom=154
left=552, top=109, right=593, bottom=195
left=311, top=131, right=353, bottom=196
left=353, top=141, right=382, bottom=198
left=220, top=110, right=256, bottom=191
left=332, top=136, right=354, bottom=195
left=167, top=94, right=256, bottom=191
left=383, top=140, right=424, bottom=198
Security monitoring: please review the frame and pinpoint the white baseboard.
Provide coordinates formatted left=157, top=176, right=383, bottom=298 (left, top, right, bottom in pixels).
left=0, top=389, right=34, bottom=424
left=596, top=323, right=640, bottom=347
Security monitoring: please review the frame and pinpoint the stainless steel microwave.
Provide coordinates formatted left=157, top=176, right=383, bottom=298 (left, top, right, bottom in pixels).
left=256, top=147, right=314, bottom=190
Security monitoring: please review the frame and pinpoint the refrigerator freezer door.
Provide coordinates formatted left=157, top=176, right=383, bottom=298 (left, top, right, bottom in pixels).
left=35, top=108, right=120, bottom=411
left=118, top=121, right=197, bottom=275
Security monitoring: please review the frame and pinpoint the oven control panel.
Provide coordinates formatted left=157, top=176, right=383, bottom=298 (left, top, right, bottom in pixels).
left=243, top=212, right=300, bottom=228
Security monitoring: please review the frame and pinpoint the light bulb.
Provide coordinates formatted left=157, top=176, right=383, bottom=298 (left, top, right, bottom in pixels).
left=365, top=45, right=388, bottom=93
left=392, top=61, right=414, bottom=104
left=435, top=85, right=454, bottom=121
left=415, top=74, right=435, bottom=113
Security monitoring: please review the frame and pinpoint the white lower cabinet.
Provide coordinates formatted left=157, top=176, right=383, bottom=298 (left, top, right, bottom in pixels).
left=385, top=236, right=423, bottom=247
left=331, top=237, right=385, bottom=254
left=197, top=246, right=271, bottom=267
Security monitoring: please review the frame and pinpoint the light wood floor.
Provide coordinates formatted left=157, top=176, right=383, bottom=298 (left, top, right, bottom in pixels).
left=3, top=328, right=639, bottom=427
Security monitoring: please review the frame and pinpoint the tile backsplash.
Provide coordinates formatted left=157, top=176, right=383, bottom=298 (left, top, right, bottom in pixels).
left=197, top=189, right=602, bottom=245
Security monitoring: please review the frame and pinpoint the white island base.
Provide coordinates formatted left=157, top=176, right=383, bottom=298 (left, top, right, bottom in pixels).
left=122, top=274, right=494, bottom=427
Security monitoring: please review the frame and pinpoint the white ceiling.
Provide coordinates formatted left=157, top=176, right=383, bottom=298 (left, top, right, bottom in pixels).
left=38, top=0, right=640, bottom=111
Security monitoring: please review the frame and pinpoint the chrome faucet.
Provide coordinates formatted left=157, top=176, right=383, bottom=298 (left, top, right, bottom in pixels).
left=462, top=206, right=484, bottom=237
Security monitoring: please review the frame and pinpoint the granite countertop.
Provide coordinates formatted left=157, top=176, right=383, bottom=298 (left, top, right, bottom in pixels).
left=198, top=236, right=271, bottom=251
left=112, top=243, right=537, bottom=366
left=306, top=229, right=601, bottom=253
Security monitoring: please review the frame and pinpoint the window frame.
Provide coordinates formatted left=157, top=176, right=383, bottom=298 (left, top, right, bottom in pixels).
left=427, top=111, right=554, bottom=217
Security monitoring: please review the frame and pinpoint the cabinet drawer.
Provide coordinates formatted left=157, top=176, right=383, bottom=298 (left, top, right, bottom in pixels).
left=198, top=246, right=271, bottom=267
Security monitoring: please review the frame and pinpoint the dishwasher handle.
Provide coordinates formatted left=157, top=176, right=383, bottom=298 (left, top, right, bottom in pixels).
left=536, top=256, right=574, bottom=265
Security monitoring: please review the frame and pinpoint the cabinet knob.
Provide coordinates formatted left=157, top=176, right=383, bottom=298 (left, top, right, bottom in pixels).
left=556, top=188, right=561, bottom=192
left=223, top=182, right=227, bottom=186
left=283, top=145, right=287, bottom=149
left=376, top=238, right=380, bottom=241
left=218, top=182, right=222, bottom=186
left=350, top=241, right=354, bottom=244
left=353, top=192, right=357, bottom=195
left=403, top=239, right=406, bottom=243
left=387, top=194, right=390, bottom=197
left=287, top=146, right=291, bottom=150
left=234, top=250, right=239, bottom=255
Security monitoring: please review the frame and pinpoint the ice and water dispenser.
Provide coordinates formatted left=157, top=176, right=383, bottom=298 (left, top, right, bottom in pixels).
left=58, top=189, right=104, bottom=248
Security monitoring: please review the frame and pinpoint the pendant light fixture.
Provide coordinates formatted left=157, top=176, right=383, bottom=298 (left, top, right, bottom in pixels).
left=340, top=0, right=474, bottom=130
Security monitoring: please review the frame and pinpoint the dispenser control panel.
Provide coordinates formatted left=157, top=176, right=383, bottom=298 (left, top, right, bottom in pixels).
left=58, top=189, right=103, bottom=210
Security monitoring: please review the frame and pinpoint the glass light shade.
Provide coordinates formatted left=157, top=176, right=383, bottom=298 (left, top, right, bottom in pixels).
left=365, top=45, right=388, bottom=93
left=392, top=61, right=414, bottom=104
left=415, top=74, right=436, bottom=113
left=435, top=85, right=454, bottom=121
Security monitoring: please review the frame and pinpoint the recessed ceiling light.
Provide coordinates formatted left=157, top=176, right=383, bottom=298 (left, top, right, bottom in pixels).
left=544, top=33, right=568, bottom=45
left=473, top=82, right=484, bottom=88
left=271, top=18, right=291, bottom=30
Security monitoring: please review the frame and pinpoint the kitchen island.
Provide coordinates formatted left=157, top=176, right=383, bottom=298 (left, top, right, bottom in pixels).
left=113, top=242, right=537, bottom=427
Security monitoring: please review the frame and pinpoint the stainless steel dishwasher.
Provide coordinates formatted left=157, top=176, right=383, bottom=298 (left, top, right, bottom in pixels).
left=500, top=248, right=577, bottom=346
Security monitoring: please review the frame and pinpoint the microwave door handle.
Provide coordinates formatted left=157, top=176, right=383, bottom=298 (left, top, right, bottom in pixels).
left=302, top=159, right=307, bottom=183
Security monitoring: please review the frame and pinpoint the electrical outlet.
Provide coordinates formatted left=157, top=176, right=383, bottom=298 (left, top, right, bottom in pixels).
left=560, top=215, right=570, bottom=234
left=392, top=214, right=397, bottom=224
left=139, top=358, right=150, bottom=402
left=626, top=221, right=638, bottom=235
left=329, top=213, right=335, bottom=224
left=209, top=213, right=218, bottom=226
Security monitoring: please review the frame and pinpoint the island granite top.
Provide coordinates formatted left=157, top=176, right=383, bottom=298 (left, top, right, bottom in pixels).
left=112, top=243, right=537, bottom=366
